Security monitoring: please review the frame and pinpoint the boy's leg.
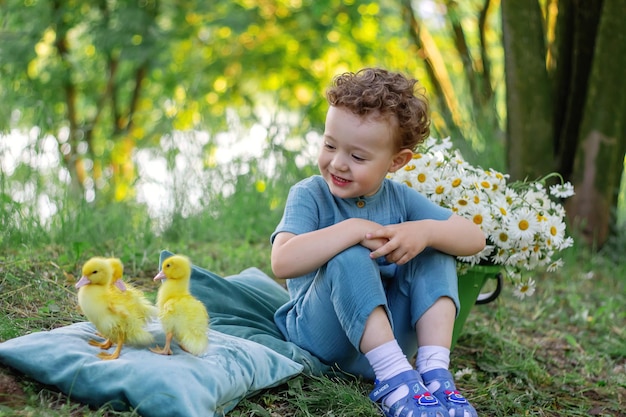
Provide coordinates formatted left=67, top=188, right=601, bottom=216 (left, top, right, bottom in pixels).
left=385, top=248, right=460, bottom=359
left=388, top=248, right=477, bottom=417
left=281, top=245, right=388, bottom=376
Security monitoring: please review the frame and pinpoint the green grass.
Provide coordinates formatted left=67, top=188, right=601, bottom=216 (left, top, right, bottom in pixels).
left=1, top=190, right=625, bottom=416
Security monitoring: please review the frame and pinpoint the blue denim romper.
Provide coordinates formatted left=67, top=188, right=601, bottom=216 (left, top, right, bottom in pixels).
left=271, top=176, right=459, bottom=379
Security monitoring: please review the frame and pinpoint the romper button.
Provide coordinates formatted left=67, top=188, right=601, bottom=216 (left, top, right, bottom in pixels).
left=356, top=200, right=365, bottom=208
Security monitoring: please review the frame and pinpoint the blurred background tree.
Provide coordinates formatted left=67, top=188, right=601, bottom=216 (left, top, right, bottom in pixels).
left=0, top=0, right=624, bottom=247
left=502, top=0, right=626, bottom=246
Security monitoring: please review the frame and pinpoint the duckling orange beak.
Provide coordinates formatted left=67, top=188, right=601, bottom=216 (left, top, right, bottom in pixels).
left=153, top=270, right=166, bottom=282
left=75, top=276, right=91, bottom=289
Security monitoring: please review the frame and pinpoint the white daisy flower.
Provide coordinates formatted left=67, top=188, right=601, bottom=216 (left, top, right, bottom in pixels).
left=454, top=368, right=474, bottom=380
left=559, top=236, right=575, bottom=250
left=550, top=182, right=575, bottom=198
left=513, top=278, right=536, bottom=299
left=547, top=258, right=564, bottom=272
left=506, top=207, right=540, bottom=245
left=543, top=215, right=566, bottom=247
left=490, top=225, right=514, bottom=249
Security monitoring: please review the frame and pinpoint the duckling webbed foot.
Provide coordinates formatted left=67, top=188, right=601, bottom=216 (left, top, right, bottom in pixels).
left=150, top=345, right=173, bottom=355
left=97, top=338, right=123, bottom=360
left=89, top=338, right=113, bottom=349
left=150, top=332, right=174, bottom=355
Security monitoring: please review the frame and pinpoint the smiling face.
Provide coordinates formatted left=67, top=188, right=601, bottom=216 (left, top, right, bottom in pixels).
left=318, top=105, right=412, bottom=199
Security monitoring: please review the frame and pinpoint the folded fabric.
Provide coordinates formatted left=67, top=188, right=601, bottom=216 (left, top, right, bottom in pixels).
left=0, top=251, right=329, bottom=416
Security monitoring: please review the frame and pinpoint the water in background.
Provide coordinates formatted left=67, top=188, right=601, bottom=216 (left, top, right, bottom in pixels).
left=0, top=125, right=319, bottom=229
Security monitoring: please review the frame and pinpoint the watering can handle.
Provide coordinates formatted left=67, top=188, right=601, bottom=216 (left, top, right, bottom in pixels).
left=475, top=272, right=503, bottom=305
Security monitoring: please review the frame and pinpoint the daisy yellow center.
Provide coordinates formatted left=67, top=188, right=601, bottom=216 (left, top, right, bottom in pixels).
left=404, top=164, right=416, bottom=171
left=452, top=178, right=462, bottom=187
left=403, top=180, right=413, bottom=188
left=412, top=153, right=422, bottom=160
left=499, top=207, right=507, bottom=215
left=499, top=232, right=508, bottom=242
left=458, top=199, right=468, bottom=206
left=473, top=195, right=480, bottom=204
left=481, top=181, right=491, bottom=189
left=473, top=214, right=483, bottom=225
left=519, top=284, right=530, bottom=293
left=518, top=219, right=529, bottom=231
left=550, top=226, right=557, bottom=236
left=417, top=173, right=427, bottom=183
left=435, top=185, right=445, bottom=194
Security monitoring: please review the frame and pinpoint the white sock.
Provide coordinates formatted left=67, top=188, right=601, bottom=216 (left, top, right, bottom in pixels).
left=416, top=345, right=450, bottom=392
left=365, top=340, right=414, bottom=417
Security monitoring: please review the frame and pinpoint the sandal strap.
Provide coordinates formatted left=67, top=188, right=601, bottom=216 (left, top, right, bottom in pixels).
left=369, top=370, right=423, bottom=402
left=422, top=368, right=477, bottom=417
left=421, top=368, right=457, bottom=390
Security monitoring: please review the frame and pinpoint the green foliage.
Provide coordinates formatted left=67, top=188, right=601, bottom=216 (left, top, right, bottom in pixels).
left=0, top=0, right=507, bottom=209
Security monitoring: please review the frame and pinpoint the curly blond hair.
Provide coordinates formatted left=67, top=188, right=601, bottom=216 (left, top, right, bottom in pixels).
left=325, top=68, right=430, bottom=151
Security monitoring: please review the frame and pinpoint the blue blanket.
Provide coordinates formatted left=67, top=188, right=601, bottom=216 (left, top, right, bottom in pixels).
left=0, top=251, right=328, bottom=416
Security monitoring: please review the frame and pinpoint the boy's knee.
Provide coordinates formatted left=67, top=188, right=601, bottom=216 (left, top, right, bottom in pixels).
left=328, top=245, right=374, bottom=270
left=413, top=248, right=456, bottom=275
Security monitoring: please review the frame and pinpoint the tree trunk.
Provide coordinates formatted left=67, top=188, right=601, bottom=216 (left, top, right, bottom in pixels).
left=552, top=1, right=603, bottom=181
left=566, top=0, right=626, bottom=246
left=501, top=0, right=555, bottom=181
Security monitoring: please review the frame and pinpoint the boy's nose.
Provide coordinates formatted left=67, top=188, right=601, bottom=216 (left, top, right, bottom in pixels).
left=331, top=154, right=349, bottom=171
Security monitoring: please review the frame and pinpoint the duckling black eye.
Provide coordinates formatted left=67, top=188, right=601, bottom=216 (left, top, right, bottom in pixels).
left=92, top=270, right=98, bottom=274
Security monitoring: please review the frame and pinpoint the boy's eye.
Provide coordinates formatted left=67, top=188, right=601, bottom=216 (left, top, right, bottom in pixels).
left=324, top=143, right=335, bottom=150
left=352, top=154, right=366, bottom=162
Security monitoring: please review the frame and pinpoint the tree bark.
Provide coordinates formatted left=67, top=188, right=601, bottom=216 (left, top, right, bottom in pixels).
left=501, top=0, right=555, bottom=181
left=566, top=0, right=626, bottom=246
left=553, top=0, right=603, bottom=180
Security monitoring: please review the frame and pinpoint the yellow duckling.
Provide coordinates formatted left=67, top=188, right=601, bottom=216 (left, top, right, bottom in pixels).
left=76, top=257, right=154, bottom=360
left=107, top=257, right=157, bottom=321
left=150, top=254, right=209, bottom=356
left=86, top=257, right=157, bottom=351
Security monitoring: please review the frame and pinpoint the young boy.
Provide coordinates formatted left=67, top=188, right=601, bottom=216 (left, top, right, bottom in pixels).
left=271, top=68, right=485, bottom=417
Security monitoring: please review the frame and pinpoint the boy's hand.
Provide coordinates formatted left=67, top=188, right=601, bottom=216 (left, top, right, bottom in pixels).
left=365, top=222, right=429, bottom=265
left=360, top=236, right=388, bottom=252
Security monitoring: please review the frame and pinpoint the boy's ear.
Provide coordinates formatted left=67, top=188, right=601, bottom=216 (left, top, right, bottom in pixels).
left=389, top=149, right=413, bottom=173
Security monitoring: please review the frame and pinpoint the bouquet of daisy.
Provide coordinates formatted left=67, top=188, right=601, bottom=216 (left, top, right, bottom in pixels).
left=389, top=137, right=575, bottom=299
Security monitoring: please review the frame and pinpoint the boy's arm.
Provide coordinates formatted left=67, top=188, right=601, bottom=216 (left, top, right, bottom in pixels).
left=271, top=218, right=383, bottom=280
left=366, top=214, right=486, bottom=265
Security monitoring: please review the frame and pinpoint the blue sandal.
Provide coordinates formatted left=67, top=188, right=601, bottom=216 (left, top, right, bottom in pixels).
left=421, top=369, right=477, bottom=417
left=369, top=369, right=450, bottom=417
